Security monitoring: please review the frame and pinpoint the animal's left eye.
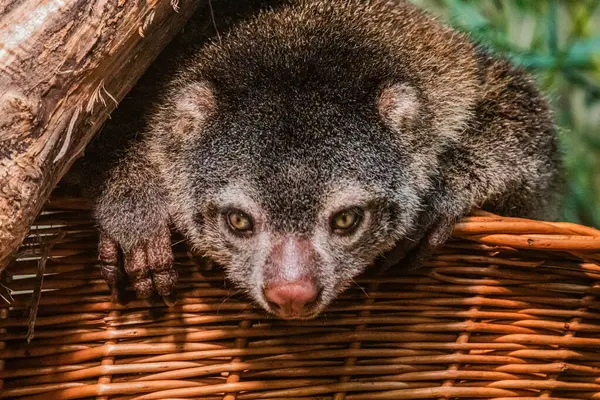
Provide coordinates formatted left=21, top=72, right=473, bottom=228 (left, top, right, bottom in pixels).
left=226, top=210, right=254, bottom=233
left=330, top=208, right=363, bottom=234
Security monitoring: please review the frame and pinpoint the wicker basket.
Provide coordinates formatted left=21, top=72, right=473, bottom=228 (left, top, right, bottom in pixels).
left=2, top=190, right=600, bottom=400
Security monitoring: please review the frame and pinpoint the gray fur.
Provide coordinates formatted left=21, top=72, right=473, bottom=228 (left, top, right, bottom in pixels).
left=75, top=0, right=562, bottom=317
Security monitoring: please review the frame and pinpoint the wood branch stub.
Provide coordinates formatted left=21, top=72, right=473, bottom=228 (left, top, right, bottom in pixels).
left=0, top=0, right=201, bottom=269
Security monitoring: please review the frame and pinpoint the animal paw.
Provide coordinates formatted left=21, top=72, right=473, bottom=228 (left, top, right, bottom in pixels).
left=378, top=214, right=458, bottom=274
left=99, top=225, right=177, bottom=299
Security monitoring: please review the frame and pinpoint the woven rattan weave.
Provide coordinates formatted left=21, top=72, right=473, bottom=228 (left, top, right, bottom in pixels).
left=2, top=191, right=600, bottom=399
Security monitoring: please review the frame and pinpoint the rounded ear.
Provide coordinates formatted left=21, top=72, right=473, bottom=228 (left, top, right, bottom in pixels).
left=170, top=81, right=216, bottom=137
left=377, top=83, right=420, bottom=127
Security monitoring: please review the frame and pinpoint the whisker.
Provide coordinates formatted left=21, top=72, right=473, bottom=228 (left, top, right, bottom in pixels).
left=170, top=238, right=186, bottom=248
left=350, top=277, right=369, bottom=298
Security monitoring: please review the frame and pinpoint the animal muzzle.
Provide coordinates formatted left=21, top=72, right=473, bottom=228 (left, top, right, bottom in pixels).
left=262, top=235, right=322, bottom=318
left=263, top=277, right=320, bottom=318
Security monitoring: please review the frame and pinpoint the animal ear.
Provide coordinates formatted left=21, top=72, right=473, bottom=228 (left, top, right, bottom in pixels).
left=170, top=81, right=216, bottom=136
left=377, top=83, right=420, bottom=127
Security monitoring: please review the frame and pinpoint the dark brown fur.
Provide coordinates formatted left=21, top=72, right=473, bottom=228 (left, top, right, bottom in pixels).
left=72, top=0, right=562, bottom=318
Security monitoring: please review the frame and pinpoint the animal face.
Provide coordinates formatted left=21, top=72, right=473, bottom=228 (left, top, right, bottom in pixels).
left=199, top=181, right=404, bottom=319
left=155, top=86, right=428, bottom=319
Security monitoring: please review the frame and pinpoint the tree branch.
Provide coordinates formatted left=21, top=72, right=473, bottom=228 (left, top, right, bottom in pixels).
left=0, top=0, right=201, bottom=269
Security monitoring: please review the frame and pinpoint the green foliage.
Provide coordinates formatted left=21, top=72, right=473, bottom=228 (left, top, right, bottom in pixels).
left=410, top=0, right=600, bottom=227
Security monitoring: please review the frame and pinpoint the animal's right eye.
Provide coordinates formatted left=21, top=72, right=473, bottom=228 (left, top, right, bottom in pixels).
left=226, top=210, right=254, bottom=234
left=330, top=208, right=363, bottom=235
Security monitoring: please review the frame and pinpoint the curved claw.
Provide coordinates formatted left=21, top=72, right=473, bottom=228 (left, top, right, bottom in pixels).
left=376, top=237, right=415, bottom=275
left=162, top=294, right=178, bottom=307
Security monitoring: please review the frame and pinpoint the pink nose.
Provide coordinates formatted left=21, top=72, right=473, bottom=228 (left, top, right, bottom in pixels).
left=264, top=279, right=319, bottom=317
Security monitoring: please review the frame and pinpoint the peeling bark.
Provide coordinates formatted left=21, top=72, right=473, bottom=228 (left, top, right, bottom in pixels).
left=0, top=0, right=201, bottom=268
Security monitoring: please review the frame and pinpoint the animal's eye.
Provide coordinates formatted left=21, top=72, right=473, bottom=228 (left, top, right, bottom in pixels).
left=226, top=210, right=254, bottom=233
left=330, top=208, right=363, bottom=234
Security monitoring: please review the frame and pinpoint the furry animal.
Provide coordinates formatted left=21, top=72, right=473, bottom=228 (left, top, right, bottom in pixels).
left=76, top=0, right=562, bottom=319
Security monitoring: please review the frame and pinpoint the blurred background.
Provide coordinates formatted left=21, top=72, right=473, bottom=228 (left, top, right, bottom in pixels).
left=409, top=0, right=600, bottom=227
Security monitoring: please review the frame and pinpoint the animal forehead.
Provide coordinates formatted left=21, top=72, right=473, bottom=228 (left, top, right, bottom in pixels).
left=212, top=94, right=379, bottom=148
left=202, top=98, right=403, bottom=185
left=241, top=130, right=373, bottom=188
left=253, top=161, right=328, bottom=218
